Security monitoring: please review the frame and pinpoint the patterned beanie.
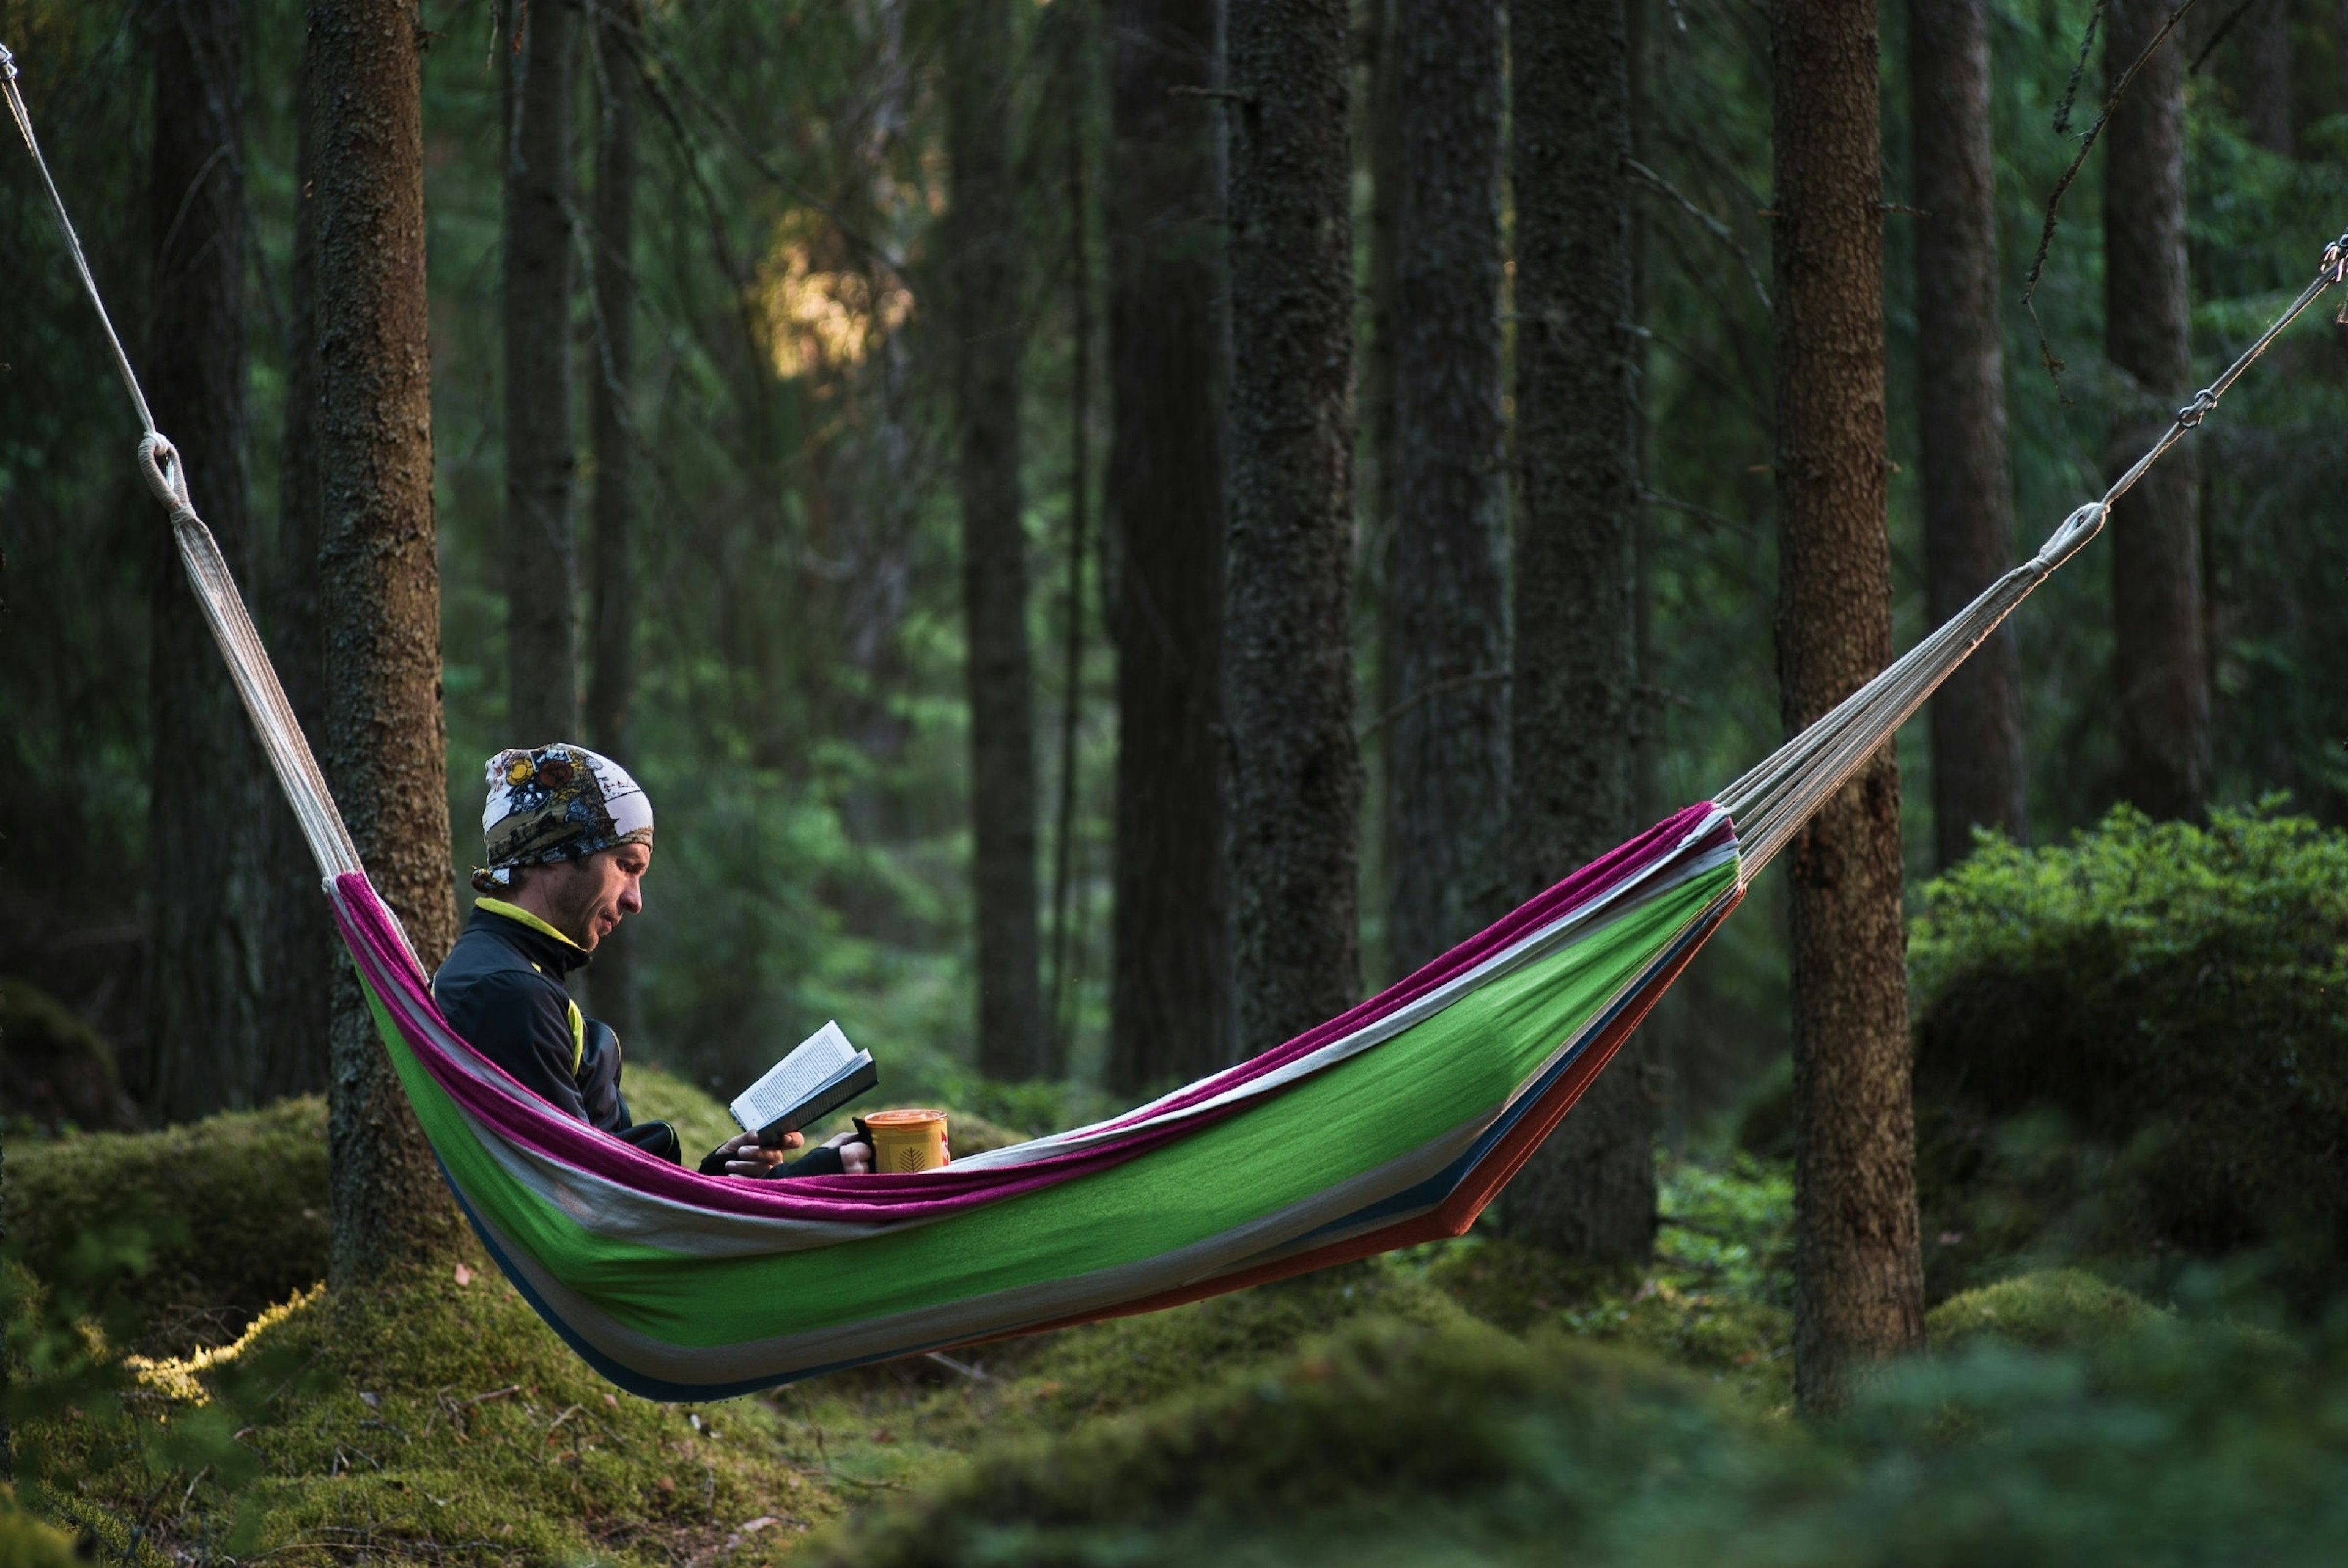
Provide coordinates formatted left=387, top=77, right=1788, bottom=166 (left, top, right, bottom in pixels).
left=473, top=743, right=655, bottom=894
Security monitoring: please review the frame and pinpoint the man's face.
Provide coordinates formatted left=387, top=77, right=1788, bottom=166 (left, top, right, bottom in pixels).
left=536, top=841, right=652, bottom=951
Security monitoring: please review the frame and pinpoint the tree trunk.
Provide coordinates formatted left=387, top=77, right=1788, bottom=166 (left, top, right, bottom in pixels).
left=586, top=0, right=642, bottom=1050
left=2242, top=0, right=2293, bottom=156
left=144, top=0, right=273, bottom=1122
left=1381, top=0, right=1507, bottom=980
left=1504, top=0, right=1653, bottom=1264
left=948, top=0, right=1044, bottom=1081
left=260, top=26, right=334, bottom=1113
left=306, top=0, right=463, bottom=1284
left=1224, top=0, right=1361, bottom=1053
left=2105, top=0, right=2209, bottom=821
left=505, top=0, right=582, bottom=744
left=1106, top=0, right=1231, bottom=1094
left=1911, top=0, right=2026, bottom=867
left=1046, top=24, right=1093, bottom=1078
left=1771, top=0, right=1925, bottom=1413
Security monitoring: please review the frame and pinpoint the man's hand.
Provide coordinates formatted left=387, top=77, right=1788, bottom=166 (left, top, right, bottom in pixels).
left=714, top=1129, right=799, bottom=1176
left=821, top=1128, right=874, bottom=1174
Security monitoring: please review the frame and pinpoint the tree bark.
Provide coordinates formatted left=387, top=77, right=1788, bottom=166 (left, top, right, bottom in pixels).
left=144, top=0, right=274, bottom=1122
left=1381, top=0, right=1507, bottom=980
left=1106, top=0, right=1231, bottom=1094
left=1224, top=0, right=1361, bottom=1054
left=306, top=0, right=463, bottom=1284
left=586, top=0, right=642, bottom=1050
left=1771, top=0, right=1925, bottom=1413
left=2105, top=0, right=2209, bottom=822
left=1046, top=23, right=1094, bottom=1079
left=2242, top=0, right=2293, bottom=156
left=1910, top=0, right=2026, bottom=867
left=1504, top=0, right=1653, bottom=1264
left=260, top=24, right=335, bottom=1113
left=948, top=0, right=1044, bottom=1081
left=504, top=0, right=582, bottom=743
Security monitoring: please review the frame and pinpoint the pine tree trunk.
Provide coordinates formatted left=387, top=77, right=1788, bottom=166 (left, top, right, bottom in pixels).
left=306, top=0, right=463, bottom=1284
left=1224, top=0, right=1362, bottom=1054
left=948, top=0, right=1044, bottom=1081
left=2242, top=0, right=2293, bottom=156
left=505, top=0, right=582, bottom=743
left=586, top=0, right=642, bottom=1050
left=1106, top=0, right=1231, bottom=1094
left=260, top=31, right=334, bottom=1111
left=2105, top=0, right=2209, bottom=821
left=1771, top=0, right=1925, bottom=1413
left=1381, top=0, right=1507, bottom=980
left=1911, top=0, right=2026, bottom=867
left=145, top=0, right=275, bottom=1123
left=1504, top=0, right=1653, bottom=1264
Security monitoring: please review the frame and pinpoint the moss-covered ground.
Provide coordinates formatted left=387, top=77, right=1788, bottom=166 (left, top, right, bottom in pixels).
left=12, top=1045, right=2346, bottom=1566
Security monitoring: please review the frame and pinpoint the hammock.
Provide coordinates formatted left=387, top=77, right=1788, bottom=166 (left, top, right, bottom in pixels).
left=11, top=44, right=2344, bottom=1398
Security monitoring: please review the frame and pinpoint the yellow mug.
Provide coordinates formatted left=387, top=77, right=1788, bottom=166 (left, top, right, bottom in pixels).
left=863, top=1109, right=949, bottom=1173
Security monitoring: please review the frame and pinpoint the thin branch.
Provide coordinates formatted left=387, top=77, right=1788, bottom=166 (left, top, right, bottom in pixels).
left=2020, top=0, right=2203, bottom=395
left=1624, top=155, right=1771, bottom=310
left=2051, top=0, right=2106, bottom=135
left=2188, top=0, right=2260, bottom=72
left=605, top=8, right=910, bottom=280
left=1357, top=669, right=1511, bottom=741
left=1637, top=484, right=1759, bottom=540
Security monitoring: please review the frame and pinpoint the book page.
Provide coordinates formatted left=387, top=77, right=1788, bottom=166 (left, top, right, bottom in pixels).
left=731, top=1020, right=858, bottom=1131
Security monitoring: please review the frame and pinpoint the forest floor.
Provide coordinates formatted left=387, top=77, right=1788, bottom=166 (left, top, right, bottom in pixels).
left=9, top=1066, right=2344, bottom=1567
left=3, top=1070, right=1801, bottom=1567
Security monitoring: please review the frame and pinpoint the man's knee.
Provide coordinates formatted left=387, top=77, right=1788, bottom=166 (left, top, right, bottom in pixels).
left=617, top=1119, right=682, bottom=1164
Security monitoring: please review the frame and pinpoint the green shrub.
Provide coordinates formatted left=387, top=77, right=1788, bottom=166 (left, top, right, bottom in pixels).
left=4, top=1096, right=330, bottom=1352
left=1908, top=802, right=2348, bottom=1303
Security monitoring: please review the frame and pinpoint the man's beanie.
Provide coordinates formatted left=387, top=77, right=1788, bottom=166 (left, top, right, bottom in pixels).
left=473, top=743, right=654, bottom=894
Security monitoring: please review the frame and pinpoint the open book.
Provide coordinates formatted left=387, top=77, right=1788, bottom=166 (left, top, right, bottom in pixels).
left=728, top=1020, right=878, bottom=1147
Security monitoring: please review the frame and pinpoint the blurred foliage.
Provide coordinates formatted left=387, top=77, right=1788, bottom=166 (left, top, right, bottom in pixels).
left=1910, top=801, right=2348, bottom=1305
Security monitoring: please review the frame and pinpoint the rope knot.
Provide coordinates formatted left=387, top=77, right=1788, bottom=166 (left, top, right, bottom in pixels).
left=138, top=432, right=198, bottom=525
left=2322, top=230, right=2348, bottom=287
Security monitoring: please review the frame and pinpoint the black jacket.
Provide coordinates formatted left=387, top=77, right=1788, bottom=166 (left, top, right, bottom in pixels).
left=430, top=901, right=844, bottom=1178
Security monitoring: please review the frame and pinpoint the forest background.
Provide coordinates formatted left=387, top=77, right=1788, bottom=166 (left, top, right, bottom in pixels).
left=1, top=0, right=2346, bottom=1419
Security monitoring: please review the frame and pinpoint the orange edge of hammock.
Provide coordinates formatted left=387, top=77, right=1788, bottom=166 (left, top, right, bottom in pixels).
left=947, top=884, right=1744, bottom=1353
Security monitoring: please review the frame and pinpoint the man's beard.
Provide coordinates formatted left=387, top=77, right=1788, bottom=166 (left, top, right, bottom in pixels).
left=540, top=864, right=606, bottom=949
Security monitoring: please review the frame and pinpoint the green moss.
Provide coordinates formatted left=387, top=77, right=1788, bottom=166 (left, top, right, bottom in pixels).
left=21, top=1242, right=862, bottom=1567
left=1910, top=802, right=2348, bottom=1305
left=0, top=1493, right=80, bottom=1568
left=1927, top=1269, right=2161, bottom=1352
left=1429, top=1237, right=1792, bottom=1408
left=4, top=1096, right=330, bottom=1352
left=797, top=1316, right=1774, bottom=1568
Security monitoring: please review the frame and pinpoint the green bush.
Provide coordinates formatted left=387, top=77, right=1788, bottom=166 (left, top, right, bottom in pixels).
left=1908, top=802, right=2348, bottom=1304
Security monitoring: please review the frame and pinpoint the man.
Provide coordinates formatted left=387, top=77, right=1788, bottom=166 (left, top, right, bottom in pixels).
left=432, top=743, right=873, bottom=1177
